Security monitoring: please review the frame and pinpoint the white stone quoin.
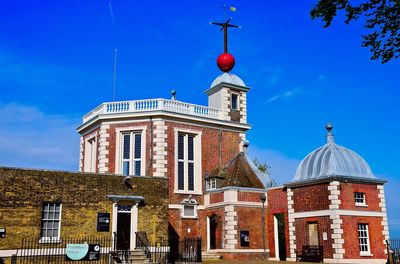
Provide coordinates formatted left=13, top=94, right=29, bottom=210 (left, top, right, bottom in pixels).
left=98, top=124, right=110, bottom=173
left=152, top=120, right=168, bottom=177
left=224, top=205, right=238, bottom=249
left=287, top=188, right=297, bottom=260
left=328, top=181, right=344, bottom=259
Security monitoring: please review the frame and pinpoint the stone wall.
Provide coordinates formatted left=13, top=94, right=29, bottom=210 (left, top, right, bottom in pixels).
left=0, top=167, right=168, bottom=250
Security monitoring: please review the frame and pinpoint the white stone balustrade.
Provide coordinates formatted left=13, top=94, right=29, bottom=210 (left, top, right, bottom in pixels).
left=83, top=98, right=223, bottom=122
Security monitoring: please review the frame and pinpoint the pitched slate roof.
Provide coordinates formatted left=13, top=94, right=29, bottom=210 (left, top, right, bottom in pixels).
left=211, top=152, right=272, bottom=189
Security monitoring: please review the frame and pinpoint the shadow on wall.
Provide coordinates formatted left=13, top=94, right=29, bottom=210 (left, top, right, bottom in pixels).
left=168, top=223, right=180, bottom=263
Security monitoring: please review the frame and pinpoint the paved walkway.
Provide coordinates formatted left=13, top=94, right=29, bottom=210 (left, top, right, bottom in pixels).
left=204, top=261, right=316, bottom=264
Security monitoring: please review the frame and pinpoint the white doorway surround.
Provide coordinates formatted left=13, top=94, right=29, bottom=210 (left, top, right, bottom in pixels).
left=108, top=195, right=144, bottom=251
left=274, top=215, right=280, bottom=261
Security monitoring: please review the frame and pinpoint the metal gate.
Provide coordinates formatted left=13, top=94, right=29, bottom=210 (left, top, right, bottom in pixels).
left=388, top=239, right=400, bottom=264
left=177, top=238, right=202, bottom=263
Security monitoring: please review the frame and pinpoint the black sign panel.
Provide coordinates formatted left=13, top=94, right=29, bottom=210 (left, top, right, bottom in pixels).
left=0, top=228, right=5, bottom=238
left=97, top=213, right=110, bottom=232
left=240, top=230, right=249, bottom=247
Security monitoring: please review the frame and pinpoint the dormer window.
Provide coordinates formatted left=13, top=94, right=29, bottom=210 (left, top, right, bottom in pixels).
left=206, top=178, right=217, bottom=190
left=355, top=192, right=366, bottom=206
left=231, top=93, right=239, bottom=110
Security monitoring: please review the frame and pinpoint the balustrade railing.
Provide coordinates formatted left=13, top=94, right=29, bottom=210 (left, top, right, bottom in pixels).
left=83, top=98, right=222, bottom=122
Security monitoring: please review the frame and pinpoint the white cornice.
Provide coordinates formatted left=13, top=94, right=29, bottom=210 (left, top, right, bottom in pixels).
left=77, top=110, right=251, bottom=133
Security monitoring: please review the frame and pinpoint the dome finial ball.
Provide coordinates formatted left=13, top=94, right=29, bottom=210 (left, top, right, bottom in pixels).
left=326, top=123, right=333, bottom=132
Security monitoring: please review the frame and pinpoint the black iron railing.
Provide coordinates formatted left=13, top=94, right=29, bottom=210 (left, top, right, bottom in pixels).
left=387, top=239, right=400, bottom=264
left=135, top=232, right=169, bottom=264
left=178, top=238, right=202, bottom=263
left=11, top=236, right=115, bottom=264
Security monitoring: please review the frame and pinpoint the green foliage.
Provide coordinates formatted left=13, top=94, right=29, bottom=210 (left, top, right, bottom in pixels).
left=253, top=158, right=270, bottom=174
left=311, top=0, right=400, bottom=63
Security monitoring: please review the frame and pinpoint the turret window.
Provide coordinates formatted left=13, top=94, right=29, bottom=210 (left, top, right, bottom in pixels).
left=358, top=223, right=371, bottom=255
left=231, top=93, right=239, bottom=110
left=355, top=192, right=366, bottom=206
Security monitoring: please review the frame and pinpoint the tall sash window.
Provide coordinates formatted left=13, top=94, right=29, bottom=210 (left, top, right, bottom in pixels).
left=177, top=133, right=195, bottom=191
left=121, top=132, right=142, bottom=176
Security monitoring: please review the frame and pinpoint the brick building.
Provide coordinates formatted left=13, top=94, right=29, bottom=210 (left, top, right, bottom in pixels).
left=0, top=24, right=390, bottom=264
left=73, top=60, right=389, bottom=262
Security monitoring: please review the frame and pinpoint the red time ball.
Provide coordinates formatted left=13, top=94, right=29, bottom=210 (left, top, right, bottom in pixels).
left=217, top=53, right=235, bottom=72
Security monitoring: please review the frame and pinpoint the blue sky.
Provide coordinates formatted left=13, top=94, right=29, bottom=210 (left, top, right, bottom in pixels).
left=0, top=1, right=399, bottom=236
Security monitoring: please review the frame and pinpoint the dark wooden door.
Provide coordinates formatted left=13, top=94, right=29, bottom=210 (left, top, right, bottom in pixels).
left=210, top=217, right=218, bottom=249
left=117, top=213, right=131, bottom=250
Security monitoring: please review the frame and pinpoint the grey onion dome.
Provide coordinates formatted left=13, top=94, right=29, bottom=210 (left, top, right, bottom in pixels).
left=293, top=124, right=376, bottom=182
left=210, top=72, right=245, bottom=88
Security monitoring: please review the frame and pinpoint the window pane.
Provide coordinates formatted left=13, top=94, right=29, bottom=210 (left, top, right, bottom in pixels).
left=41, top=203, right=61, bottom=238
left=134, top=134, right=141, bottom=159
left=188, top=163, right=194, bottom=191
left=123, top=134, right=131, bottom=159
left=231, top=94, right=238, bottom=110
left=123, top=161, right=130, bottom=175
left=178, top=161, right=184, bottom=190
left=178, top=134, right=184, bottom=160
left=48, top=212, right=54, bottom=219
left=184, top=205, right=195, bottom=217
left=135, top=161, right=141, bottom=176
left=188, top=136, right=194, bottom=161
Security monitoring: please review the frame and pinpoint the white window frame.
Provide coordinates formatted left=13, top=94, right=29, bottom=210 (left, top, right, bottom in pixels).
left=40, top=202, right=62, bottom=243
left=358, top=223, right=372, bottom=256
left=180, top=198, right=198, bottom=219
left=206, top=178, right=217, bottom=191
left=355, top=192, right=367, bottom=207
left=84, top=135, right=97, bottom=173
left=174, top=128, right=202, bottom=194
left=231, top=92, right=239, bottom=110
left=115, top=126, right=146, bottom=176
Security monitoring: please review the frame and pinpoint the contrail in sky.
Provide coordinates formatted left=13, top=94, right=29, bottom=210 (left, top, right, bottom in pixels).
left=108, top=0, right=117, bottom=32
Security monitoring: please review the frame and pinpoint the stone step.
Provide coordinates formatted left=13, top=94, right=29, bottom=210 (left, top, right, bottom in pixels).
left=202, top=251, right=222, bottom=260
left=130, top=250, right=147, bottom=256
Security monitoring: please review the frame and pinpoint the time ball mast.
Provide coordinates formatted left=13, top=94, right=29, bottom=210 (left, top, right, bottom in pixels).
left=211, top=18, right=240, bottom=73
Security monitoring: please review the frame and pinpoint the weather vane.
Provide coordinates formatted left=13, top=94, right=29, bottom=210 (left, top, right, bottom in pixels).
left=211, top=18, right=240, bottom=73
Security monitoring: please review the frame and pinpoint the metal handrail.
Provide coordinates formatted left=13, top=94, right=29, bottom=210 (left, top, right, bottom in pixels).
left=135, top=232, right=151, bottom=259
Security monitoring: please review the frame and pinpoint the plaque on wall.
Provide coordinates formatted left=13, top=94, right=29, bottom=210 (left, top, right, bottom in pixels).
left=240, top=230, right=249, bottom=247
left=97, top=213, right=110, bottom=232
left=66, top=244, right=100, bottom=261
left=0, top=228, right=5, bottom=238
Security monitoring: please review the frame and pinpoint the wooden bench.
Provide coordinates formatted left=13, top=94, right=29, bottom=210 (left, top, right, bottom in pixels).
left=296, top=245, right=323, bottom=262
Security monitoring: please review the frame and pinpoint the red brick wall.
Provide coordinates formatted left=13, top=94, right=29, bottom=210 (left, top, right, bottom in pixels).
left=293, top=183, right=330, bottom=212
left=210, top=192, right=224, bottom=204
left=236, top=207, right=264, bottom=249
left=267, top=188, right=289, bottom=259
left=165, top=121, right=240, bottom=204
left=341, top=216, right=386, bottom=259
left=294, top=216, right=333, bottom=258
left=168, top=209, right=203, bottom=239
left=238, top=191, right=262, bottom=202
left=340, top=183, right=381, bottom=211
left=201, top=209, right=225, bottom=250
